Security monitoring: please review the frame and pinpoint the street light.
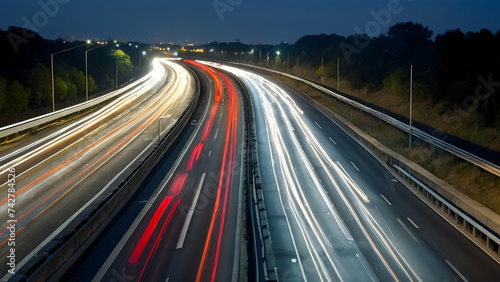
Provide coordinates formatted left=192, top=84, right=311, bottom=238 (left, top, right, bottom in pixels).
left=51, top=42, right=89, bottom=112
left=85, top=43, right=108, bottom=101
left=139, top=51, right=146, bottom=68
left=251, top=48, right=262, bottom=65
left=384, top=50, right=413, bottom=149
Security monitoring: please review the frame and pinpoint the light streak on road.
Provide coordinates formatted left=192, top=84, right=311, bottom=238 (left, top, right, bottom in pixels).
left=96, top=60, right=241, bottom=282
left=215, top=63, right=423, bottom=281
left=0, top=59, right=195, bottom=276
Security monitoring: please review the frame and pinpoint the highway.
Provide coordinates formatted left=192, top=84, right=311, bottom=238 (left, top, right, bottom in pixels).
left=218, top=64, right=500, bottom=281
left=0, top=58, right=196, bottom=279
left=66, top=60, right=247, bottom=281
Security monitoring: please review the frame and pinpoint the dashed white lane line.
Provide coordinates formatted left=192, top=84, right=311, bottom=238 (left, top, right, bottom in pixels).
left=214, top=128, right=219, bottom=139
left=380, top=194, right=392, bottom=206
left=407, top=217, right=419, bottom=229
left=315, top=121, right=323, bottom=129
left=351, top=161, right=360, bottom=171
left=445, top=260, right=469, bottom=282
left=208, top=150, right=212, bottom=157
left=329, top=137, right=337, bottom=145
left=397, top=218, right=419, bottom=243
left=176, top=173, right=206, bottom=249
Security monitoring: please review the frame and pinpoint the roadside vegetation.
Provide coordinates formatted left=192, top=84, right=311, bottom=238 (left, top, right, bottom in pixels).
left=0, top=27, right=148, bottom=124
left=264, top=71, right=500, bottom=214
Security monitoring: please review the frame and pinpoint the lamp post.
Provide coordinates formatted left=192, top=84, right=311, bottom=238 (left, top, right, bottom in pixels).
left=139, top=51, right=146, bottom=68
left=384, top=50, right=413, bottom=149
left=409, top=64, right=413, bottom=149
left=51, top=42, right=89, bottom=111
left=85, top=42, right=108, bottom=101
left=321, top=56, right=324, bottom=84
left=287, top=52, right=290, bottom=73
left=251, top=49, right=262, bottom=65
left=337, top=57, right=340, bottom=90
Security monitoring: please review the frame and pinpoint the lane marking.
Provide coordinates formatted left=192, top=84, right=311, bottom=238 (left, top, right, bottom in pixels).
left=93, top=67, right=213, bottom=281
left=329, top=137, right=336, bottom=145
left=208, top=150, right=212, bottom=157
left=214, top=128, right=219, bottom=139
left=380, top=194, right=392, bottom=206
left=315, top=121, right=323, bottom=129
left=407, top=217, right=419, bottom=229
left=176, top=173, right=206, bottom=249
left=445, top=260, right=469, bottom=282
left=397, top=218, right=419, bottom=243
left=351, top=161, right=360, bottom=171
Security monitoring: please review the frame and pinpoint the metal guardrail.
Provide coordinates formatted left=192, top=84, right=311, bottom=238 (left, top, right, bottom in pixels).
left=237, top=63, right=500, bottom=178
left=0, top=74, right=152, bottom=140
left=11, top=62, right=200, bottom=281
left=394, top=164, right=500, bottom=247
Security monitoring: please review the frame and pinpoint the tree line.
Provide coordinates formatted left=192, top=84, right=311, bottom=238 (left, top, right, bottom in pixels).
left=197, top=22, right=500, bottom=128
left=0, top=27, right=142, bottom=120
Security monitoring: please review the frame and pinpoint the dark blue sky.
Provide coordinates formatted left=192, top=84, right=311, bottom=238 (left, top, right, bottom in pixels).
left=1, top=0, right=500, bottom=44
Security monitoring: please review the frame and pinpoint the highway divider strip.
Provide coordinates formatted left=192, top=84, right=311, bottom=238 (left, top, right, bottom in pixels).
left=9, top=63, right=200, bottom=281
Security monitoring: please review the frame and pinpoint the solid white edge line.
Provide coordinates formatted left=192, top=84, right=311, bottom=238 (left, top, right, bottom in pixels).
left=176, top=173, right=206, bottom=249
left=380, top=194, right=392, bottom=206
left=397, top=218, right=419, bottom=243
left=445, top=260, right=469, bottom=282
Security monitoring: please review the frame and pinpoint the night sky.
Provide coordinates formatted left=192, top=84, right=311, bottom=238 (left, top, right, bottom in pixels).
left=1, top=0, right=500, bottom=44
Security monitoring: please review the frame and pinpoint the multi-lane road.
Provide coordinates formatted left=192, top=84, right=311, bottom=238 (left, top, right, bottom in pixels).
left=217, top=64, right=500, bottom=281
left=1, top=58, right=499, bottom=281
left=67, top=60, right=247, bottom=281
left=0, top=58, right=195, bottom=279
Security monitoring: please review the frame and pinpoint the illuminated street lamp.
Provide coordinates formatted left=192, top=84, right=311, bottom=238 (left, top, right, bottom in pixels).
left=85, top=42, right=108, bottom=101
left=140, top=51, right=146, bottom=68
left=51, top=42, right=89, bottom=111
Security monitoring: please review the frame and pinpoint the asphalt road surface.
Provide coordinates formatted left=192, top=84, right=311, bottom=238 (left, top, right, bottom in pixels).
left=66, top=60, right=247, bottom=282
left=219, top=64, right=500, bottom=282
left=0, top=58, right=195, bottom=279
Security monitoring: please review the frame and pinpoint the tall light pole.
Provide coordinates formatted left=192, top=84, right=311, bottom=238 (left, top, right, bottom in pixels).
left=139, top=51, right=146, bottom=68
left=337, top=57, right=340, bottom=90
left=85, top=43, right=108, bottom=101
left=115, top=57, right=118, bottom=90
left=409, top=64, right=413, bottom=149
left=321, top=56, right=324, bottom=84
left=51, top=42, right=89, bottom=111
left=287, top=52, right=290, bottom=73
